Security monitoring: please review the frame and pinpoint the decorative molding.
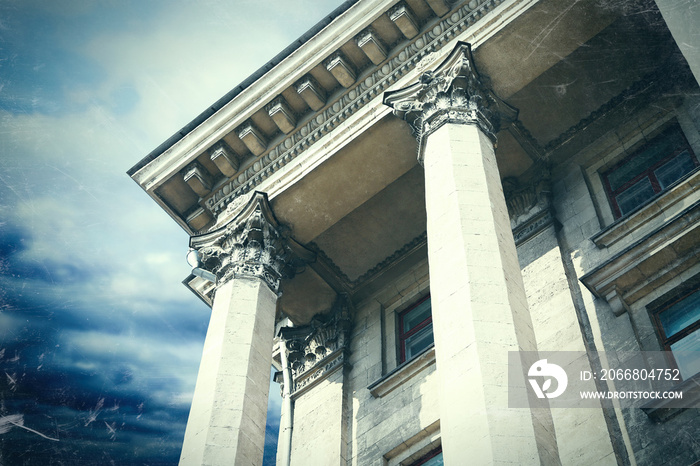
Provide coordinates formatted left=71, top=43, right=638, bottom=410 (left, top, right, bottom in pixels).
left=356, top=28, right=388, bottom=65
left=383, top=41, right=518, bottom=162
left=591, top=168, right=700, bottom=249
left=308, top=232, right=428, bottom=292
left=512, top=209, right=555, bottom=246
left=183, top=162, right=213, bottom=198
left=189, top=192, right=313, bottom=293
left=544, top=59, right=690, bottom=153
left=580, top=200, right=700, bottom=316
left=209, top=141, right=239, bottom=177
left=266, top=96, right=297, bottom=134
left=502, top=170, right=556, bottom=245
left=503, top=171, right=550, bottom=219
left=295, top=75, right=327, bottom=111
left=507, top=119, right=546, bottom=162
left=368, top=345, right=436, bottom=398
left=237, top=121, right=267, bottom=156
left=325, top=52, right=357, bottom=88
left=389, top=2, right=420, bottom=39
left=278, top=295, right=352, bottom=397
left=204, top=0, right=505, bottom=215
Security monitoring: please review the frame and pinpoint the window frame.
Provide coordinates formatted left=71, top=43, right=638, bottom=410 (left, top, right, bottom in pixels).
left=601, top=123, right=698, bottom=219
left=411, top=446, right=442, bottom=466
left=650, top=284, right=700, bottom=380
left=398, top=295, right=433, bottom=364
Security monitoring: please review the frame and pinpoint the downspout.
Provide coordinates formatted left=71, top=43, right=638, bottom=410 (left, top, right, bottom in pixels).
left=278, top=339, right=293, bottom=466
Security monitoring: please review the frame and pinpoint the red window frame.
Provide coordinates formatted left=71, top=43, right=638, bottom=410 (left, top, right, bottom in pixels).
left=601, top=123, right=698, bottom=219
left=412, top=446, right=442, bottom=466
left=398, top=295, right=432, bottom=363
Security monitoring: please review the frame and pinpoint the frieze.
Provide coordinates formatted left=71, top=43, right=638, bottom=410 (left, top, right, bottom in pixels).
left=205, top=0, right=505, bottom=216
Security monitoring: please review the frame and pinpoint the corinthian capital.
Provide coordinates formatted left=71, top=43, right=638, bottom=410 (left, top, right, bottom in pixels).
left=384, top=42, right=517, bottom=160
left=189, top=192, right=313, bottom=293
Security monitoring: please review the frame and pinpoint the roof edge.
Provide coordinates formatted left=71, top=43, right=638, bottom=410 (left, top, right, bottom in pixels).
left=127, top=0, right=361, bottom=177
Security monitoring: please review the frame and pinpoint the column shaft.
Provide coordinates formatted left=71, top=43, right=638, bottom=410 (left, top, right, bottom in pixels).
left=423, top=122, right=540, bottom=464
left=654, top=0, right=700, bottom=86
left=180, top=277, right=277, bottom=466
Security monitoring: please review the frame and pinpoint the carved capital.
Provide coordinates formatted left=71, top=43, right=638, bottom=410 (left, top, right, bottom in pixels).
left=278, top=295, right=352, bottom=396
left=189, top=192, right=312, bottom=293
left=503, top=169, right=558, bottom=245
left=503, top=172, right=551, bottom=223
left=384, top=42, right=517, bottom=162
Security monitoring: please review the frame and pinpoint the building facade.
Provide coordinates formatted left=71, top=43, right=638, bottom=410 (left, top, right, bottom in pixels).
left=128, top=0, right=700, bottom=464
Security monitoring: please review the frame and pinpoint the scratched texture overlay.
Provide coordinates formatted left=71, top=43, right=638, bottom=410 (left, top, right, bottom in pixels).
left=0, top=1, right=338, bottom=464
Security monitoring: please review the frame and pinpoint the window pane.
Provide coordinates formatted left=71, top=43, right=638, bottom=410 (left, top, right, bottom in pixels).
left=615, top=177, right=655, bottom=215
left=403, top=298, right=432, bottom=333
left=404, top=323, right=434, bottom=360
left=670, top=327, right=700, bottom=379
left=607, top=150, right=660, bottom=192
left=606, top=128, right=684, bottom=191
left=420, top=452, right=444, bottom=466
left=659, top=289, right=700, bottom=338
left=654, top=150, right=695, bottom=189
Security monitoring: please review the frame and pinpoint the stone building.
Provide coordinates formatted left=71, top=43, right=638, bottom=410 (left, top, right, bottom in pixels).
left=128, top=0, right=700, bottom=464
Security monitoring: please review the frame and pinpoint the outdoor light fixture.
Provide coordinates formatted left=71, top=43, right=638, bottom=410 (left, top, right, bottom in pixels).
left=187, top=248, right=217, bottom=283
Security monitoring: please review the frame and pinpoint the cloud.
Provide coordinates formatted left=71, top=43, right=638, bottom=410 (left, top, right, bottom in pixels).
left=0, top=1, right=343, bottom=463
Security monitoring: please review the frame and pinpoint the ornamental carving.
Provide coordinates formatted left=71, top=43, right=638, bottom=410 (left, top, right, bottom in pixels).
left=190, top=192, right=312, bottom=293
left=503, top=170, right=557, bottom=245
left=384, top=41, right=517, bottom=161
left=503, top=174, right=551, bottom=223
left=278, top=295, right=352, bottom=396
left=205, top=0, right=506, bottom=215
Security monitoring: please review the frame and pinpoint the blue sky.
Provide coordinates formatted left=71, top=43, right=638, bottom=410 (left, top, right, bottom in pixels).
left=0, top=1, right=339, bottom=464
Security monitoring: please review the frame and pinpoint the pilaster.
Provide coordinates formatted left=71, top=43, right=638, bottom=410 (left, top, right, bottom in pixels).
left=507, top=174, right=617, bottom=464
left=278, top=297, right=352, bottom=466
left=385, top=42, right=546, bottom=465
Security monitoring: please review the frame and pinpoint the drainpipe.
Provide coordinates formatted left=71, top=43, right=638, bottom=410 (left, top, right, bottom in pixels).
left=278, top=339, right=293, bottom=466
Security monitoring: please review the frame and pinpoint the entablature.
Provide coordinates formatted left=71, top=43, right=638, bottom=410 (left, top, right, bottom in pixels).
left=129, top=0, right=618, bottom=237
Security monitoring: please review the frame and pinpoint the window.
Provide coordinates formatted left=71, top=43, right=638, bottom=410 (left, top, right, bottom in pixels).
left=398, top=296, right=433, bottom=363
left=602, top=123, right=698, bottom=218
left=412, top=447, right=443, bottom=466
left=652, top=286, right=700, bottom=380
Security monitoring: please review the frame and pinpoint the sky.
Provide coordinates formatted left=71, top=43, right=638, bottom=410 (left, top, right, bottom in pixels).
left=0, top=1, right=340, bottom=464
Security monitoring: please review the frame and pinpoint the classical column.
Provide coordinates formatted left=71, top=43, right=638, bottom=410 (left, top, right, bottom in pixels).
left=385, top=42, right=544, bottom=465
left=654, top=0, right=700, bottom=86
left=180, top=192, right=307, bottom=466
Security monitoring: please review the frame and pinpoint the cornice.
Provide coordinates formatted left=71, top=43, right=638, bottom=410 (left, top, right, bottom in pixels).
left=199, top=0, right=511, bottom=217
left=580, top=200, right=700, bottom=316
left=131, top=0, right=402, bottom=191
